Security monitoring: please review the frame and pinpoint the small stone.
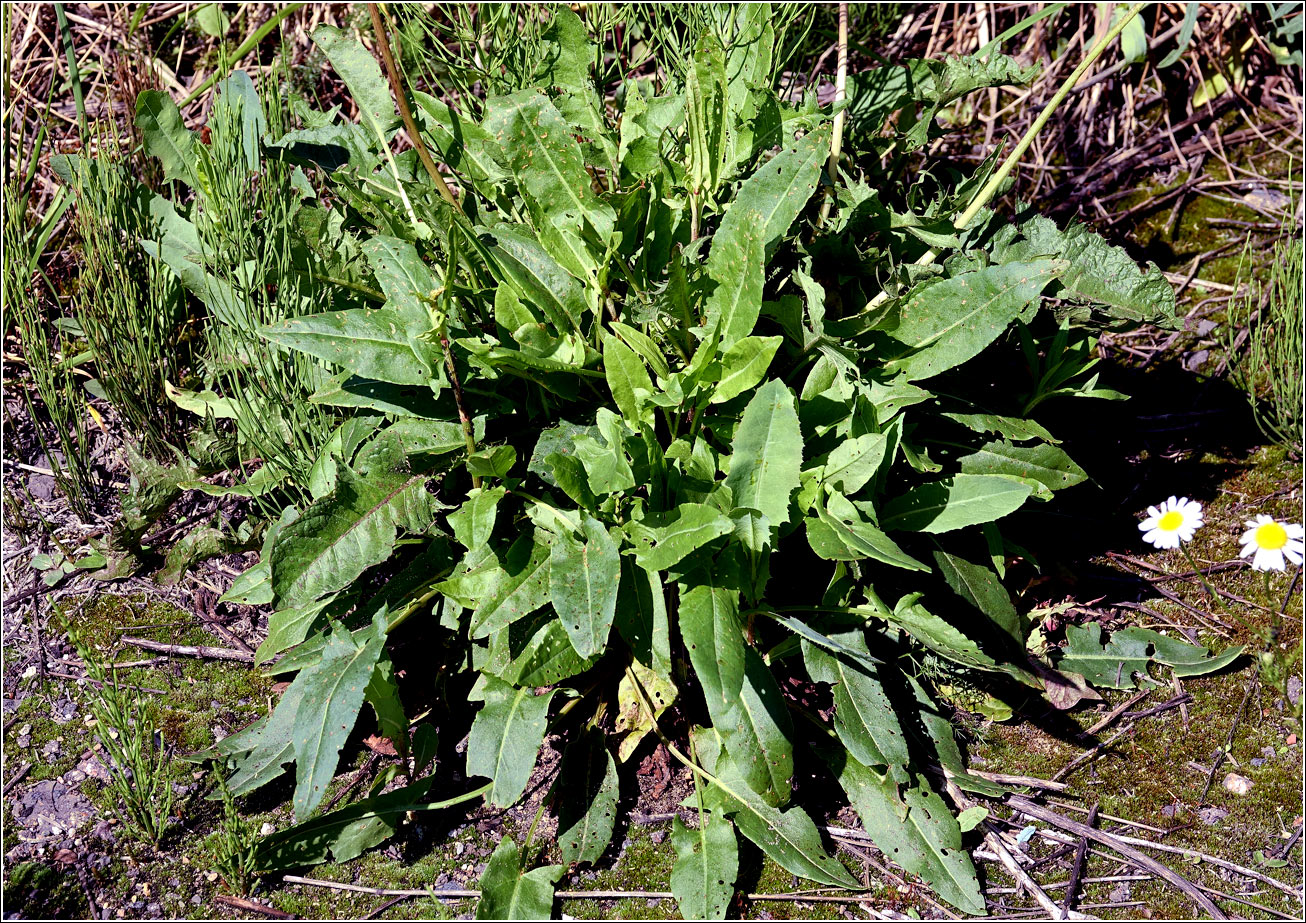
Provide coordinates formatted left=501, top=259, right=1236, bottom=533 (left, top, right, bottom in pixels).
left=16, top=735, right=30, bottom=748
left=18, top=724, right=31, bottom=737
left=1286, top=676, right=1302, bottom=706
left=260, top=822, right=276, bottom=836
left=1288, top=734, right=1298, bottom=746
left=1198, top=806, right=1229, bottom=826
left=21, top=665, right=36, bottom=680
left=1223, top=772, right=1253, bottom=795
left=203, top=871, right=218, bottom=882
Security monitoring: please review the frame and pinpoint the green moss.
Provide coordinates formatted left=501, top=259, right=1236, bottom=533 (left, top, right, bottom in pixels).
left=57, top=594, right=273, bottom=755
left=970, top=443, right=1303, bottom=919
left=3, top=861, right=87, bottom=918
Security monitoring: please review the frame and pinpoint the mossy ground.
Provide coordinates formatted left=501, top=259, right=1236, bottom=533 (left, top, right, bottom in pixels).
left=967, top=442, right=1303, bottom=919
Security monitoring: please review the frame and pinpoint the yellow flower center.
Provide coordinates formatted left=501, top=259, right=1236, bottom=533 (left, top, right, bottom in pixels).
left=1158, top=511, right=1184, bottom=531
left=1254, top=522, right=1288, bottom=550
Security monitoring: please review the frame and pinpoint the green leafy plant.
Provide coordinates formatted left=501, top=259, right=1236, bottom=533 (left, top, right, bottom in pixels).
left=68, top=628, right=175, bottom=849
left=1224, top=230, right=1304, bottom=454
left=3, top=141, right=96, bottom=516
left=131, top=5, right=1177, bottom=917
left=207, top=773, right=260, bottom=896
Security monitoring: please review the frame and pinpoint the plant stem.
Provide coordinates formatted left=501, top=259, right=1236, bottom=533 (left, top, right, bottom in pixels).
left=178, top=4, right=307, bottom=109
left=368, top=3, right=464, bottom=214
left=864, top=1, right=1146, bottom=311
left=1179, top=544, right=1229, bottom=610
left=53, top=4, right=88, bottom=140
left=440, top=332, right=480, bottom=489
left=817, top=2, right=847, bottom=227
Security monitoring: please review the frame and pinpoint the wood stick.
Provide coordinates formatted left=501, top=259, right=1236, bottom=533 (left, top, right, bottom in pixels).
left=119, top=636, right=254, bottom=663
left=1062, top=804, right=1097, bottom=919
left=1005, top=796, right=1227, bottom=918
left=3, top=762, right=32, bottom=795
left=213, top=894, right=296, bottom=918
left=981, top=819, right=1084, bottom=919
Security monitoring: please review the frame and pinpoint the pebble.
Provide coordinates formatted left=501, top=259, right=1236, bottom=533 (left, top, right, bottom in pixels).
left=1223, top=772, right=1253, bottom=795
left=260, top=822, right=276, bottom=836
left=1197, top=806, right=1229, bottom=826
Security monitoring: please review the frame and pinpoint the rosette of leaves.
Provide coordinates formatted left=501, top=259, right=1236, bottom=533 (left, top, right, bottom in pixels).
left=148, top=8, right=1175, bottom=918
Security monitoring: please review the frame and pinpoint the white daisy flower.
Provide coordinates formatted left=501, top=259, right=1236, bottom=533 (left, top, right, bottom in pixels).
left=1239, top=515, right=1305, bottom=572
left=1138, top=496, right=1204, bottom=549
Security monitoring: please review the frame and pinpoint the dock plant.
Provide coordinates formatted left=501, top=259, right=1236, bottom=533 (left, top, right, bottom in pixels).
left=111, top=4, right=1189, bottom=917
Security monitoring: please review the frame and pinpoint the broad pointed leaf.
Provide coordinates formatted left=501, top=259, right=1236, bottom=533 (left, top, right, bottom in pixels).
left=555, top=730, right=619, bottom=867
left=467, top=677, right=557, bottom=808
left=725, top=379, right=802, bottom=530
left=550, top=515, right=621, bottom=659
left=671, top=809, right=738, bottom=920
left=476, top=837, right=564, bottom=920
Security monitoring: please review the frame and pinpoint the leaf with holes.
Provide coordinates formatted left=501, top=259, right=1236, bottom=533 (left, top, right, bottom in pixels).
left=671, top=809, right=738, bottom=920
left=550, top=515, right=621, bottom=659
left=475, top=836, right=564, bottom=920
left=555, top=729, right=619, bottom=867
left=467, top=677, right=557, bottom=808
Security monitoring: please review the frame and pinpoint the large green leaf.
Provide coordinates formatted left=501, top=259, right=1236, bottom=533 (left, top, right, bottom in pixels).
left=813, top=493, right=929, bottom=571
left=670, top=809, right=738, bottom=921
left=704, top=127, right=831, bottom=346
left=679, top=574, right=746, bottom=725
left=261, top=307, right=436, bottom=387
left=135, top=90, right=200, bottom=187
left=803, top=634, right=910, bottom=782
left=494, top=618, right=596, bottom=688
left=602, top=332, right=654, bottom=427
left=411, top=89, right=507, bottom=189
left=212, top=70, right=265, bottom=173
left=725, top=379, right=803, bottom=530
left=880, top=474, right=1032, bottom=533
left=703, top=757, right=859, bottom=889
left=292, top=618, right=387, bottom=817
left=956, top=440, right=1088, bottom=498
left=227, top=679, right=304, bottom=796
left=475, top=837, right=563, bottom=920
left=467, top=677, right=557, bottom=808
left=313, top=26, right=397, bottom=150
left=933, top=550, right=1024, bottom=645
left=448, top=487, right=506, bottom=551
left=614, top=559, right=673, bottom=679
left=885, top=261, right=1063, bottom=380
left=685, top=31, right=729, bottom=200
left=270, top=465, right=432, bottom=609
left=463, top=535, right=553, bottom=639
left=255, top=777, right=444, bottom=870
left=1115, top=627, right=1244, bottom=678
left=996, top=215, right=1177, bottom=329
left=817, top=433, right=888, bottom=496
left=555, top=729, right=619, bottom=867
left=363, top=235, right=440, bottom=326
left=711, top=335, right=784, bottom=404
left=486, top=226, right=587, bottom=336
left=627, top=503, right=734, bottom=572
left=365, top=655, right=408, bottom=758
left=942, top=411, right=1059, bottom=444
left=483, top=90, right=614, bottom=284
left=550, top=515, right=621, bottom=659
left=720, top=648, right=794, bottom=806
left=832, top=756, right=984, bottom=916
left=1058, top=623, right=1152, bottom=689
